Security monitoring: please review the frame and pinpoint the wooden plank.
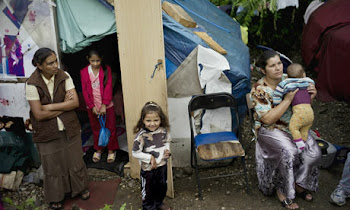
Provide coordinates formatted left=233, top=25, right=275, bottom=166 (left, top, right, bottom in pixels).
left=114, top=0, right=174, bottom=198
left=162, top=1, right=196, bottom=28
left=193, top=31, right=228, bottom=55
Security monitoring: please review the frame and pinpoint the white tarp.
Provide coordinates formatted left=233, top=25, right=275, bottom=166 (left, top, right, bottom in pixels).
left=0, top=83, right=30, bottom=120
left=168, top=45, right=233, bottom=136
left=196, top=45, right=232, bottom=133
left=277, top=0, right=299, bottom=10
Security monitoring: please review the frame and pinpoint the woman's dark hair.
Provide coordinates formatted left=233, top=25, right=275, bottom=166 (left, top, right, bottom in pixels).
left=133, top=101, right=170, bottom=133
left=256, top=50, right=279, bottom=69
left=32, top=48, right=55, bottom=67
left=87, top=49, right=108, bottom=87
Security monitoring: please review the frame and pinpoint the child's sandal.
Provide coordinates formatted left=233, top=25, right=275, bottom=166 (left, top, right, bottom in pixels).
left=92, top=151, right=102, bottom=163
left=80, top=189, right=90, bottom=200
left=107, top=151, right=116, bottom=163
left=49, top=201, right=63, bottom=210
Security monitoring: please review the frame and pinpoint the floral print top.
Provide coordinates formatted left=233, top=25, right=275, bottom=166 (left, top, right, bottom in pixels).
left=250, top=74, right=292, bottom=133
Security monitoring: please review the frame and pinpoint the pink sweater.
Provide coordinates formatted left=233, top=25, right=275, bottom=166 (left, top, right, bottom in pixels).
left=80, top=65, right=113, bottom=110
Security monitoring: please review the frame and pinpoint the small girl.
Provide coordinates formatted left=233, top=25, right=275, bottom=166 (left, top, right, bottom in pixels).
left=132, top=101, right=171, bottom=210
left=80, top=49, right=119, bottom=163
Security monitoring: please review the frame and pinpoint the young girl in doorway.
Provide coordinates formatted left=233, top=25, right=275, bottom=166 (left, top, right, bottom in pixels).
left=132, top=101, right=172, bottom=210
left=80, top=49, right=119, bottom=163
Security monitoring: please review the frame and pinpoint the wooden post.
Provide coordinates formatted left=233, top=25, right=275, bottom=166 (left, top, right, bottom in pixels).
left=114, top=0, right=174, bottom=198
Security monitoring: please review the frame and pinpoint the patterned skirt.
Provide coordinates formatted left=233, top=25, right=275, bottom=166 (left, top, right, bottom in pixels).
left=255, top=127, right=321, bottom=200
left=36, top=131, right=88, bottom=203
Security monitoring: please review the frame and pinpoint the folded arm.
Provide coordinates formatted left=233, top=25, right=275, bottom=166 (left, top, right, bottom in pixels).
left=28, top=100, right=63, bottom=121
left=42, top=89, right=79, bottom=111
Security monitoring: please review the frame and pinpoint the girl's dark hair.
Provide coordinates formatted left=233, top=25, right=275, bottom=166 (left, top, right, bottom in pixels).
left=256, top=50, right=279, bottom=69
left=32, top=48, right=55, bottom=67
left=133, top=101, right=170, bottom=133
left=87, top=49, right=108, bottom=86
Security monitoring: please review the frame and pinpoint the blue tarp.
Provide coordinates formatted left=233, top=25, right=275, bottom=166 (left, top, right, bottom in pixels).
left=57, top=0, right=251, bottom=116
left=163, top=0, right=250, bottom=117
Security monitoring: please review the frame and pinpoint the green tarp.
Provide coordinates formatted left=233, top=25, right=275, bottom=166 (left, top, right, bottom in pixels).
left=57, top=0, right=116, bottom=53
left=0, top=132, right=40, bottom=173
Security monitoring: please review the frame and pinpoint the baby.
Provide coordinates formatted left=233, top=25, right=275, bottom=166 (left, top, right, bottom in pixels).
left=273, top=63, right=315, bottom=153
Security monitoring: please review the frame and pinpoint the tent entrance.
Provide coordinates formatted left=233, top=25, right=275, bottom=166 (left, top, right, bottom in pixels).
left=60, top=33, right=128, bottom=153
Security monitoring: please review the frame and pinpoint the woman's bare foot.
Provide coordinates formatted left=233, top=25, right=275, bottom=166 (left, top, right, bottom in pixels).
left=276, top=190, right=299, bottom=209
left=295, top=184, right=313, bottom=201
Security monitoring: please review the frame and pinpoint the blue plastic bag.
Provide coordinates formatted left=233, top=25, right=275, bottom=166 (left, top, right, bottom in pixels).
left=98, top=115, right=110, bottom=147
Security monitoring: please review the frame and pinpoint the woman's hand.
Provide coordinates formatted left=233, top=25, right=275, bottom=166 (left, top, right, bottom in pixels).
left=307, top=83, right=317, bottom=100
left=284, top=88, right=299, bottom=102
left=99, top=104, right=107, bottom=115
left=64, top=90, right=74, bottom=101
left=92, top=107, right=99, bottom=115
left=261, top=89, right=298, bottom=125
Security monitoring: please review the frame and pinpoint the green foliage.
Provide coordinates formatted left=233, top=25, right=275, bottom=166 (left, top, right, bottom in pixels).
left=119, top=203, right=133, bottom=210
left=2, top=196, right=14, bottom=206
left=210, top=0, right=315, bottom=56
left=2, top=196, right=38, bottom=210
left=99, top=204, right=113, bottom=210
left=120, top=203, right=127, bottom=210
left=210, top=0, right=232, bottom=6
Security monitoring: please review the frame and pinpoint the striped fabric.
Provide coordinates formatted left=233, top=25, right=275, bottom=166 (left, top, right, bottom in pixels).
left=273, top=77, right=314, bottom=105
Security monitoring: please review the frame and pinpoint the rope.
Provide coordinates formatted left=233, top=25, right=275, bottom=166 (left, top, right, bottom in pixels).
left=151, top=62, right=163, bottom=79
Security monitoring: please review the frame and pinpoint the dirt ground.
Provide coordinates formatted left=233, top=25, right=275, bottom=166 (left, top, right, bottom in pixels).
left=114, top=100, right=350, bottom=210
left=112, top=53, right=350, bottom=210
left=2, top=52, right=350, bottom=210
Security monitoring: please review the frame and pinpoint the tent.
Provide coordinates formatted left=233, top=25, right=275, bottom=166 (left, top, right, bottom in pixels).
left=57, top=0, right=251, bottom=111
left=162, top=0, right=250, bottom=167
left=56, top=0, right=250, bottom=167
left=163, top=0, right=250, bottom=105
left=302, top=0, right=350, bottom=104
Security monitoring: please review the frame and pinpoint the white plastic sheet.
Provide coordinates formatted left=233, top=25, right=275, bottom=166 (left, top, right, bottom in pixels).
left=197, top=46, right=232, bottom=133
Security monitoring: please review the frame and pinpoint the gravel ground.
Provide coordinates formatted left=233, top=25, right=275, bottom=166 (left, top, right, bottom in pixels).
left=1, top=100, right=349, bottom=210
left=2, top=52, right=350, bottom=210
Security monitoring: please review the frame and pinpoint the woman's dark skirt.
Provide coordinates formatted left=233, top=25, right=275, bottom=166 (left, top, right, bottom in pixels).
left=36, top=131, right=88, bottom=203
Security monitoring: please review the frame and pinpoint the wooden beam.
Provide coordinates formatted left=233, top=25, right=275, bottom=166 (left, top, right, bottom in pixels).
left=114, top=0, right=174, bottom=198
left=162, top=1, right=196, bottom=28
left=193, top=31, right=227, bottom=55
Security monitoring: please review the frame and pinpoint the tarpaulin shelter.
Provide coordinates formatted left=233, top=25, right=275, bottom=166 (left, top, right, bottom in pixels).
left=161, top=0, right=250, bottom=167
left=163, top=0, right=250, bottom=103
left=57, top=0, right=251, bottom=106
left=302, top=0, right=350, bottom=104
left=56, top=0, right=250, bottom=170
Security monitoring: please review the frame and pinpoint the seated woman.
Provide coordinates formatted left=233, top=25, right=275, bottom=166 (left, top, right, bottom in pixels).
left=250, top=50, right=321, bottom=209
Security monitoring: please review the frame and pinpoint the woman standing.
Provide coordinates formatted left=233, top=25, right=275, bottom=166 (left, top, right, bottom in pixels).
left=26, top=48, right=89, bottom=209
left=250, top=50, right=321, bottom=209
